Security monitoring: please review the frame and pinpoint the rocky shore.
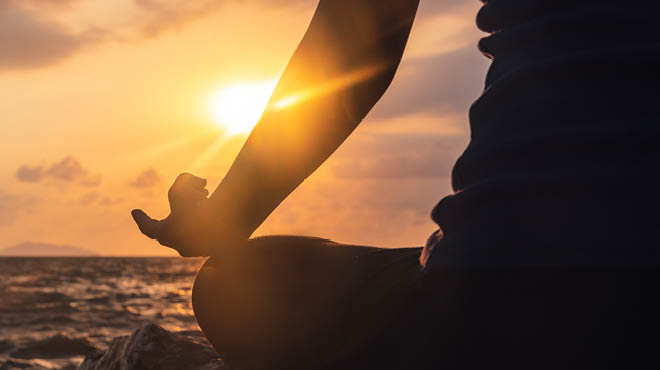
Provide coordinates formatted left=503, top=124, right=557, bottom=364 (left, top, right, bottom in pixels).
left=78, top=324, right=229, bottom=370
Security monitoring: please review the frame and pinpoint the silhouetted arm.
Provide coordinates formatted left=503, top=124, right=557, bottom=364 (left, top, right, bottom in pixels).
left=133, top=0, right=420, bottom=256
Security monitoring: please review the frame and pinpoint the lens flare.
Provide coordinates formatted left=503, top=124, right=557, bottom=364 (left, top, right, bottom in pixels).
left=208, top=81, right=277, bottom=134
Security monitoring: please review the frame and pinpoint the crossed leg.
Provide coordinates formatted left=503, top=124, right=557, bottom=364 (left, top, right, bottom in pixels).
left=192, top=236, right=423, bottom=370
left=194, top=237, right=660, bottom=370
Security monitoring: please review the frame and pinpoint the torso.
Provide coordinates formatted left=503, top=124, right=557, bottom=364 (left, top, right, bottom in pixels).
left=424, top=0, right=660, bottom=269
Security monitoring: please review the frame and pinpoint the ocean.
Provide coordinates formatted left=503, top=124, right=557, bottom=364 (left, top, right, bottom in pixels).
left=0, top=257, right=206, bottom=370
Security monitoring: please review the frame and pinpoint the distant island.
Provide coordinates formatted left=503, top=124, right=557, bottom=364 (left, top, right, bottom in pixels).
left=0, top=242, right=99, bottom=257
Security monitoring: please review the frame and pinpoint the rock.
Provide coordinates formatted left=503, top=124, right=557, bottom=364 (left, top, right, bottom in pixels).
left=78, top=324, right=229, bottom=370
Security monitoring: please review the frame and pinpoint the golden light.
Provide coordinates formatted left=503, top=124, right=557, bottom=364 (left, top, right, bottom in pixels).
left=208, top=80, right=277, bottom=134
left=272, top=64, right=385, bottom=110
left=207, top=65, right=384, bottom=134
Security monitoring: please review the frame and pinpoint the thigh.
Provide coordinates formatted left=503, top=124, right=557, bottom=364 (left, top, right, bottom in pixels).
left=330, top=267, right=660, bottom=370
left=411, top=267, right=660, bottom=369
left=192, top=235, right=423, bottom=370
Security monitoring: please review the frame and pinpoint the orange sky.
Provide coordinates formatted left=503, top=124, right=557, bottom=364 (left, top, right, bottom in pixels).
left=0, top=0, right=489, bottom=255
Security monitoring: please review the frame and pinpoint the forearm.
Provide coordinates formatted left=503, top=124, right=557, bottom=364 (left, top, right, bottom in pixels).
left=208, top=0, right=420, bottom=240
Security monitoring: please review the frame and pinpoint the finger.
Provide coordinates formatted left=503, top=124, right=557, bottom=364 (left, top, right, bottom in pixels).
left=131, top=209, right=163, bottom=239
left=173, top=173, right=207, bottom=190
left=169, top=188, right=209, bottom=215
left=169, top=188, right=209, bottom=212
left=172, top=186, right=208, bottom=200
left=170, top=174, right=208, bottom=205
left=182, top=187, right=209, bottom=198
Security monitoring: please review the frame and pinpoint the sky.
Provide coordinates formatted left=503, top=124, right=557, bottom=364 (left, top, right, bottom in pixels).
left=0, top=0, right=489, bottom=255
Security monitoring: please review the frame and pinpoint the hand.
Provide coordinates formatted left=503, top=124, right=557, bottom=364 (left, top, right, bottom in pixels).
left=131, top=173, right=215, bottom=257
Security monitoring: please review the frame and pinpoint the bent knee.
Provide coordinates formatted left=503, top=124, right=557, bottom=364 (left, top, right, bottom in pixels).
left=191, top=258, right=217, bottom=320
left=192, top=257, right=295, bottom=369
left=192, top=258, right=249, bottom=361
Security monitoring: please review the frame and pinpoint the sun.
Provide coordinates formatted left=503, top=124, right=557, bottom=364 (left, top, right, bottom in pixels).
left=208, top=80, right=277, bottom=134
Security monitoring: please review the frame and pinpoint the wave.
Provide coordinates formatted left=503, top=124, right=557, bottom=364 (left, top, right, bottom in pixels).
left=0, top=258, right=204, bottom=368
left=0, top=340, right=13, bottom=354
left=0, top=357, right=80, bottom=370
left=9, top=334, right=98, bottom=359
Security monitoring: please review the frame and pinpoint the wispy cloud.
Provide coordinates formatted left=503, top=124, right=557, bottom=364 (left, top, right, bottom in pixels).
left=330, top=132, right=467, bottom=179
left=15, top=164, right=43, bottom=183
left=133, top=0, right=226, bottom=37
left=0, top=0, right=311, bottom=71
left=0, top=3, right=92, bottom=70
left=78, top=192, right=123, bottom=206
left=15, top=156, right=102, bottom=187
left=371, top=45, right=489, bottom=119
left=78, top=191, right=100, bottom=206
left=129, top=168, right=162, bottom=188
left=1, top=0, right=477, bottom=72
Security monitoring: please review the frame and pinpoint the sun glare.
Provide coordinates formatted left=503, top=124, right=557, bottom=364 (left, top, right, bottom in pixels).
left=208, top=81, right=277, bottom=134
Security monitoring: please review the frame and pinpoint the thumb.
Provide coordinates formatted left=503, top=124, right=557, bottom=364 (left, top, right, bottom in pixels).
left=131, top=209, right=162, bottom=239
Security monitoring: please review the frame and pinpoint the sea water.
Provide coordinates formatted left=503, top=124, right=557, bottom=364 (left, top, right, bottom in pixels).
left=0, top=257, right=205, bottom=370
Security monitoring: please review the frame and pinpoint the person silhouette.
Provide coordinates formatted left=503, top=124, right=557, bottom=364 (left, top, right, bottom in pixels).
left=133, top=1, right=660, bottom=369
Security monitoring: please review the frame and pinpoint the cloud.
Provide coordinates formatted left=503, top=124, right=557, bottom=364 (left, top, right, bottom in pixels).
left=0, top=0, right=310, bottom=70
left=422, top=0, right=472, bottom=16
left=133, top=0, right=313, bottom=38
left=133, top=0, right=226, bottom=38
left=0, top=2, right=97, bottom=70
left=15, top=156, right=102, bottom=186
left=44, top=156, right=87, bottom=180
left=129, top=168, right=162, bottom=188
left=336, top=177, right=448, bottom=221
left=2, top=0, right=482, bottom=71
left=80, top=174, right=103, bottom=187
left=131, top=0, right=469, bottom=49
left=371, top=44, right=490, bottom=120
left=78, top=192, right=123, bottom=206
left=259, top=175, right=450, bottom=247
left=330, top=132, right=467, bottom=179
left=15, top=164, right=44, bottom=183
left=21, top=0, right=83, bottom=7
left=132, top=0, right=476, bottom=38
left=79, top=191, right=100, bottom=206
